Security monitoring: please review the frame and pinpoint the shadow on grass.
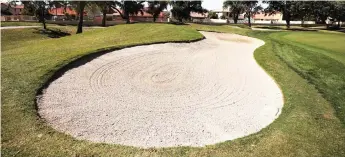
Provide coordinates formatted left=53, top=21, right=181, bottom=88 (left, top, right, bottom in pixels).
left=324, top=26, right=345, bottom=33
left=33, top=28, right=71, bottom=38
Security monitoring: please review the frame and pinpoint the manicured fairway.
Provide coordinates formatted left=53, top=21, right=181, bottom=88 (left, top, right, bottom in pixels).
left=273, top=31, right=345, bottom=125
left=1, top=23, right=345, bottom=156
left=283, top=32, right=345, bottom=63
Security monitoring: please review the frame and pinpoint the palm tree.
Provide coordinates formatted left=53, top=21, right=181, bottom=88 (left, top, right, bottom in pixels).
left=76, top=1, right=86, bottom=34
left=170, top=1, right=206, bottom=23
left=94, top=1, right=122, bottom=27
left=223, top=1, right=244, bottom=24
left=147, top=1, right=168, bottom=22
left=109, top=1, right=144, bottom=24
left=50, top=1, right=59, bottom=20
left=22, top=0, right=50, bottom=29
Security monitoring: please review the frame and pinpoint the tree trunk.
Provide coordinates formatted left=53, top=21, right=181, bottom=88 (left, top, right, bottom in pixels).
left=340, top=21, right=342, bottom=28
left=126, top=15, right=130, bottom=24
left=285, top=14, right=291, bottom=29
left=301, top=17, right=304, bottom=27
left=338, top=19, right=341, bottom=28
left=125, top=11, right=130, bottom=24
left=247, top=12, right=251, bottom=27
left=102, top=7, right=106, bottom=27
left=77, top=1, right=85, bottom=34
left=153, top=15, right=157, bottom=22
left=113, top=7, right=125, bottom=19
left=283, top=2, right=291, bottom=29
left=41, top=6, right=46, bottom=29
left=42, top=17, right=46, bottom=29
left=178, top=18, right=182, bottom=23
left=123, top=2, right=130, bottom=24
left=234, top=14, right=238, bottom=24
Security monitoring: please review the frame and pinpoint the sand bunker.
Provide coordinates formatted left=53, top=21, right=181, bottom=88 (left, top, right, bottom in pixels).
left=38, top=31, right=283, bottom=148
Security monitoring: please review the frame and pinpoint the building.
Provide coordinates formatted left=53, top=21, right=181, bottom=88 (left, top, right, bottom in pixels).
left=1, top=3, right=24, bottom=15
left=93, top=7, right=168, bottom=24
left=253, top=12, right=283, bottom=22
left=190, top=12, right=208, bottom=20
left=48, top=7, right=85, bottom=20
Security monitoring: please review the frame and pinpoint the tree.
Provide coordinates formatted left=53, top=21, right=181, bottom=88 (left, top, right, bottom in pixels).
left=291, top=1, right=313, bottom=26
left=109, top=1, right=145, bottom=24
left=1, top=1, right=16, bottom=15
left=311, top=1, right=333, bottom=24
left=121, top=1, right=145, bottom=24
left=85, top=2, right=101, bottom=20
left=76, top=1, right=86, bottom=34
left=22, top=0, right=51, bottom=29
left=243, top=1, right=262, bottom=27
left=50, top=1, right=64, bottom=21
left=208, top=11, right=218, bottom=19
left=94, top=1, right=119, bottom=27
left=170, top=1, right=206, bottom=23
left=330, top=1, right=345, bottom=28
left=223, top=1, right=244, bottom=24
left=147, top=1, right=168, bottom=22
left=264, top=1, right=294, bottom=29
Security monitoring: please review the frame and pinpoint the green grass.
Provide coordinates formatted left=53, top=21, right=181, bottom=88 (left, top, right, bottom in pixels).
left=252, top=25, right=345, bottom=33
left=283, top=32, right=345, bottom=62
left=189, top=23, right=250, bottom=35
left=271, top=32, right=345, bottom=124
left=2, top=23, right=345, bottom=156
left=1, top=26, right=93, bottom=51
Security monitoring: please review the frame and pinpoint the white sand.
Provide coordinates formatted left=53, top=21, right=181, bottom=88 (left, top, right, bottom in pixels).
left=38, top=31, right=283, bottom=148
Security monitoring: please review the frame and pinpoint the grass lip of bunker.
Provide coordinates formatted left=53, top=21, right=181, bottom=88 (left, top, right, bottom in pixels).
left=37, top=31, right=284, bottom=148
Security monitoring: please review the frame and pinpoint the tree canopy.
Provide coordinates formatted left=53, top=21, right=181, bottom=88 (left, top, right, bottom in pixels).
left=170, top=1, right=207, bottom=23
left=22, top=0, right=53, bottom=29
left=223, top=1, right=245, bottom=24
left=147, top=1, right=168, bottom=22
left=265, top=1, right=345, bottom=28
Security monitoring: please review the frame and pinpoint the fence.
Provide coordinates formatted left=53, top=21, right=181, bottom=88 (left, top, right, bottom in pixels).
left=193, top=18, right=319, bottom=25
left=1, top=15, right=37, bottom=21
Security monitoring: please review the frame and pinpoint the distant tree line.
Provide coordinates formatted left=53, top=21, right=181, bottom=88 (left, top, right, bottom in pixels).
left=15, top=0, right=345, bottom=33
left=19, top=0, right=207, bottom=33
left=223, top=0, right=345, bottom=28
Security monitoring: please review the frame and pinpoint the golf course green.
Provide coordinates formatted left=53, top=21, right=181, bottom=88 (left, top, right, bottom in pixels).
left=1, top=23, right=345, bottom=156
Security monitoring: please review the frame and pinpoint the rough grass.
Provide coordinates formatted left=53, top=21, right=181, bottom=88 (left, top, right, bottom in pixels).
left=2, top=23, right=345, bottom=156
left=1, top=26, right=93, bottom=51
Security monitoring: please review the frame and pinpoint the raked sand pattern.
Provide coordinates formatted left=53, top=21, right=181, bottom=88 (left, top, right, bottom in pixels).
left=38, top=31, right=284, bottom=148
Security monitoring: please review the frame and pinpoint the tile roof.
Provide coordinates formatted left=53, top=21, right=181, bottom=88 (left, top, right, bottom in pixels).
left=190, top=12, right=208, bottom=18
left=111, top=8, right=164, bottom=18
left=49, top=7, right=86, bottom=16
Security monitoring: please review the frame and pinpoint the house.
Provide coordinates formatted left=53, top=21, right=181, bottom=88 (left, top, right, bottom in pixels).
left=48, top=7, right=85, bottom=20
left=1, top=3, right=24, bottom=15
left=93, top=7, right=168, bottom=24
left=190, top=12, right=208, bottom=20
left=253, top=12, right=283, bottom=22
left=129, top=9, right=166, bottom=22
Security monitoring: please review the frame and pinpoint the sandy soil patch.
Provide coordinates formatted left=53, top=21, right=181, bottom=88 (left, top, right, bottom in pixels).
left=38, top=31, right=283, bottom=148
